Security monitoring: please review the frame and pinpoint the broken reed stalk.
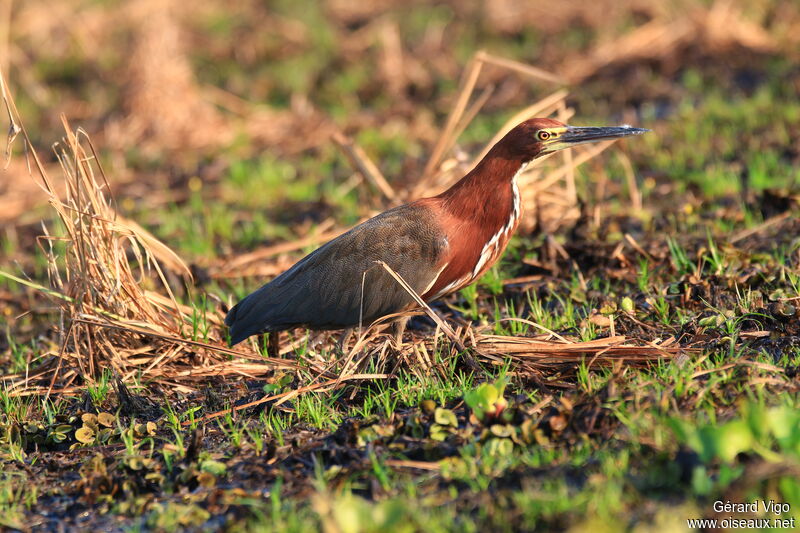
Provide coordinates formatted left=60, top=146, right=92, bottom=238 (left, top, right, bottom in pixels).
left=421, top=53, right=484, bottom=179
left=332, top=131, right=398, bottom=205
left=375, top=261, right=464, bottom=351
left=475, top=333, right=685, bottom=368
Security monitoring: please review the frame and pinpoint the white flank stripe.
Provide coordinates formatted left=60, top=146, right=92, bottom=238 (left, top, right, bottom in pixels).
left=433, top=273, right=472, bottom=299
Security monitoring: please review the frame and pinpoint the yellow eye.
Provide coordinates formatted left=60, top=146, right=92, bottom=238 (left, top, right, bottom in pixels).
left=537, top=130, right=551, bottom=141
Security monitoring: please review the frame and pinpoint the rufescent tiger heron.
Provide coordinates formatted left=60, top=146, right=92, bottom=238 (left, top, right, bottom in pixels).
left=226, top=118, right=648, bottom=347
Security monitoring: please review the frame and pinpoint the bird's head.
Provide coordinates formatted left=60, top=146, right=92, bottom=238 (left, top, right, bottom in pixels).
left=500, top=117, right=649, bottom=162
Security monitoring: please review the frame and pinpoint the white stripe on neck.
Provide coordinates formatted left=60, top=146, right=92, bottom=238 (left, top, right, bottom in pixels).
left=470, top=162, right=527, bottom=278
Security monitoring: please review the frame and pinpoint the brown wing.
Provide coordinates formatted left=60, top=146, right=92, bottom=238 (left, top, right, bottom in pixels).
left=225, top=200, right=448, bottom=345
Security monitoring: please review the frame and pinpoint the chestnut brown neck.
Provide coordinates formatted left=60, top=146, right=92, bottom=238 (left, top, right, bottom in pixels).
left=436, top=145, right=529, bottom=230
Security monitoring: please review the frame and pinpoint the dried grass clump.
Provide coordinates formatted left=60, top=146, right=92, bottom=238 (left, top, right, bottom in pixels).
left=0, top=75, right=299, bottom=397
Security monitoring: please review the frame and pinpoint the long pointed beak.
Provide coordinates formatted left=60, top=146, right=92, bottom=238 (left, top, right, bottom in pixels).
left=561, top=125, right=650, bottom=145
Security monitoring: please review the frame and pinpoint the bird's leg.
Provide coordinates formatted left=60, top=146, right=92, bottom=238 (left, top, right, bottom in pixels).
left=392, top=316, right=410, bottom=350
left=337, top=327, right=354, bottom=353
left=267, top=332, right=280, bottom=358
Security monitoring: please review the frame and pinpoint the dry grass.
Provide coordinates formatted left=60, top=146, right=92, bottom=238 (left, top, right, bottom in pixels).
left=561, top=0, right=784, bottom=83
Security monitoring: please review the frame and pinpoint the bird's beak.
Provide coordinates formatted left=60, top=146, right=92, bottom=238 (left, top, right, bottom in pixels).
left=544, top=124, right=649, bottom=153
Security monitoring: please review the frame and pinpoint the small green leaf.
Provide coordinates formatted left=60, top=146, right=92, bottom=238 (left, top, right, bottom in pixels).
left=97, top=428, right=114, bottom=443
left=765, top=405, right=797, bottom=442
left=429, top=424, right=450, bottom=442
left=357, top=426, right=379, bottom=447
left=698, top=314, right=724, bottom=327
left=484, top=438, right=514, bottom=457
left=599, top=302, right=617, bottom=315
left=48, top=424, right=74, bottom=443
left=324, top=465, right=343, bottom=481
left=420, top=399, right=436, bottom=415
left=691, top=466, right=713, bottom=495
left=519, top=419, right=536, bottom=444
left=489, top=424, right=515, bottom=438
left=434, top=408, right=457, bottom=427
left=145, top=472, right=166, bottom=484
left=696, top=426, right=720, bottom=463
left=133, top=422, right=157, bottom=438
left=464, top=380, right=508, bottom=423
left=24, top=422, right=43, bottom=433
left=49, top=431, right=68, bottom=443
left=125, top=456, right=144, bottom=470
left=620, top=297, right=635, bottom=313
left=196, top=471, right=216, bottom=488
left=716, top=420, right=753, bottom=462
left=200, top=459, right=227, bottom=476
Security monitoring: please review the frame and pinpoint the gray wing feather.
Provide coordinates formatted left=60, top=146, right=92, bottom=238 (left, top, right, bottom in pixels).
left=225, top=203, right=447, bottom=345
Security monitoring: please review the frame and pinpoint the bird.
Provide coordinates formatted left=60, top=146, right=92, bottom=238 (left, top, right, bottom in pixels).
left=225, top=118, right=648, bottom=347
